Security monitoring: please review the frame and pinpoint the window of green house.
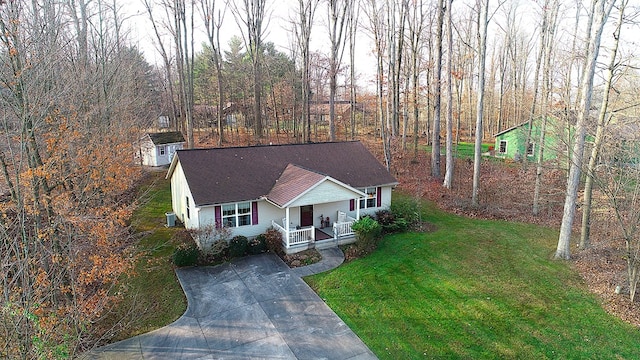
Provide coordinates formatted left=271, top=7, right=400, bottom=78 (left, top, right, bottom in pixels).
left=527, top=142, right=535, bottom=156
left=499, top=140, right=507, bottom=154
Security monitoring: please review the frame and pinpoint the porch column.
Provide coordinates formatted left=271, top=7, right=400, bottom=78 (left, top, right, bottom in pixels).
left=356, top=198, right=360, bottom=219
left=285, top=207, right=290, bottom=247
left=285, top=207, right=290, bottom=229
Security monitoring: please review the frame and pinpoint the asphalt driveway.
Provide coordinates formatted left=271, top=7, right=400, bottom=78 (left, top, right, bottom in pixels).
left=89, top=248, right=377, bottom=359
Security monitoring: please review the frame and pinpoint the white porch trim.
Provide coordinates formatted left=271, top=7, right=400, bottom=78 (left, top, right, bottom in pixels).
left=272, top=209, right=358, bottom=254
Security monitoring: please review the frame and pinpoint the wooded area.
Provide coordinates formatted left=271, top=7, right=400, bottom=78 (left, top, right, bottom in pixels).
left=1, top=0, right=639, bottom=357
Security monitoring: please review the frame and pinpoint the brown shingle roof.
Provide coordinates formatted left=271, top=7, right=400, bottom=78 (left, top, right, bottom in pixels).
left=148, top=131, right=185, bottom=145
left=266, top=164, right=326, bottom=207
left=171, top=141, right=398, bottom=206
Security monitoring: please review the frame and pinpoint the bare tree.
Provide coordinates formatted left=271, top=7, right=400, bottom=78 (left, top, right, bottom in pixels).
left=143, top=0, right=181, bottom=131
left=199, top=0, right=226, bottom=146
left=363, top=0, right=390, bottom=169
left=580, top=0, right=627, bottom=249
left=532, top=0, right=560, bottom=216
left=406, top=0, right=426, bottom=161
left=170, top=0, right=197, bottom=148
left=292, top=0, right=319, bottom=142
left=431, top=0, right=444, bottom=178
left=471, top=0, right=490, bottom=206
left=597, top=124, right=640, bottom=301
left=0, top=0, right=153, bottom=356
left=231, top=0, right=269, bottom=138
left=348, top=0, right=359, bottom=140
left=555, top=0, right=617, bottom=260
left=326, top=0, right=349, bottom=141
left=442, top=0, right=454, bottom=188
left=386, top=0, right=407, bottom=138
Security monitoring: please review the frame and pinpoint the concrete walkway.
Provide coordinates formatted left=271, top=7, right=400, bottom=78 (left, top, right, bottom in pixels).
left=89, top=248, right=377, bottom=359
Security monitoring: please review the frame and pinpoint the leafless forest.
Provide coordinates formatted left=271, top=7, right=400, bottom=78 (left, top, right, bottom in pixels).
left=1, top=0, right=639, bottom=357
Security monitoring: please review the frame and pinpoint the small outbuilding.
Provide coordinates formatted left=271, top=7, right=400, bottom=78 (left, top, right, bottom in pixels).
left=139, top=131, right=186, bottom=167
left=494, top=117, right=573, bottom=162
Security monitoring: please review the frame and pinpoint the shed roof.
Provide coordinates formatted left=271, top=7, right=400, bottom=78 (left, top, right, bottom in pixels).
left=168, top=141, right=398, bottom=206
left=148, top=131, right=185, bottom=145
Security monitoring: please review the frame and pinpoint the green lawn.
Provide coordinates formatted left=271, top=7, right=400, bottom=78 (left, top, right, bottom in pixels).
left=107, top=173, right=639, bottom=358
left=99, top=171, right=187, bottom=341
left=425, top=142, right=492, bottom=159
left=306, top=194, right=640, bottom=359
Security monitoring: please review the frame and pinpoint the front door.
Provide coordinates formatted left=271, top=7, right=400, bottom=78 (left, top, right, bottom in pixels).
left=300, top=205, right=313, bottom=227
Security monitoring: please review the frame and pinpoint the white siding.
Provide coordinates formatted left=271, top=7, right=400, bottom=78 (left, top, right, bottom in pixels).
left=170, top=162, right=196, bottom=228
left=155, top=142, right=184, bottom=166
left=314, top=201, right=350, bottom=227
left=289, top=180, right=360, bottom=207
left=140, top=139, right=157, bottom=166
left=381, top=186, right=392, bottom=208
left=197, top=200, right=286, bottom=239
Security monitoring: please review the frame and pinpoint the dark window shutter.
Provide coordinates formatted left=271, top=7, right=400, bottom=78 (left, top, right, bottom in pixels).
left=215, top=205, right=222, bottom=228
left=377, top=187, right=382, bottom=207
left=349, top=199, right=355, bottom=211
left=252, top=201, right=259, bottom=225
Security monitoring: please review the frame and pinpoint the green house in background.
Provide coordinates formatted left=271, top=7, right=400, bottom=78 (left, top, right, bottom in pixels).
left=494, top=117, right=573, bottom=162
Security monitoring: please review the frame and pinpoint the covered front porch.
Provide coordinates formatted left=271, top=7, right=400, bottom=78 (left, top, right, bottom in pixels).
left=263, top=163, right=366, bottom=254
left=271, top=210, right=359, bottom=253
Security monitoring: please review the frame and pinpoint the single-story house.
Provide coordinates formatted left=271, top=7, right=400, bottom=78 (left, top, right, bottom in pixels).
left=494, top=117, right=574, bottom=162
left=139, top=131, right=186, bottom=167
left=166, top=141, right=398, bottom=253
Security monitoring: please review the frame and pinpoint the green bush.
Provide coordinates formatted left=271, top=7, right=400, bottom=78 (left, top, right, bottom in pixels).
left=229, top=235, right=248, bottom=258
left=390, top=196, right=421, bottom=230
left=248, top=234, right=267, bottom=254
left=172, top=243, right=200, bottom=267
left=388, top=217, right=409, bottom=233
left=351, top=216, right=382, bottom=247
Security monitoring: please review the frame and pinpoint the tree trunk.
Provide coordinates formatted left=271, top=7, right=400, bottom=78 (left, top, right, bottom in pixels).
left=580, top=0, right=625, bottom=249
left=431, top=0, right=444, bottom=178
left=349, top=0, right=357, bottom=140
left=533, top=0, right=559, bottom=216
left=556, top=0, right=616, bottom=260
left=443, top=0, right=454, bottom=189
left=327, top=0, right=348, bottom=142
left=472, top=0, right=489, bottom=207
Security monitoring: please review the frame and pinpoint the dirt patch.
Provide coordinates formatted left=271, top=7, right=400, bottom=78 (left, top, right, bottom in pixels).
left=280, top=249, right=323, bottom=268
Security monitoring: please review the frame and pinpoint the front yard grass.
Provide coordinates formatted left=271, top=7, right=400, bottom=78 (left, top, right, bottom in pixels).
left=306, top=194, right=640, bottom=359
left=107, top=174, right=640, bottom=358
left=98, top=170, right=187, bottom=342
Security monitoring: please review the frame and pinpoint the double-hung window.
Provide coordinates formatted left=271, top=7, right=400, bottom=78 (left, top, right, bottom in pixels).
left=527, top=142, right=535, bottom=157
left=498, top=140, right=507, bottom=154
left=222, top=202, right=252, bottom=227
left=159, top=145, right=166, bottom=156
left=359, top=187, right=378, bottom=209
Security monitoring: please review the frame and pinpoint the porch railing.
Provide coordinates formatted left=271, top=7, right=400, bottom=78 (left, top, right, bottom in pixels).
left=272, top=220, right=315, bottom=248
left=333, top=215, right=356, bottom=239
